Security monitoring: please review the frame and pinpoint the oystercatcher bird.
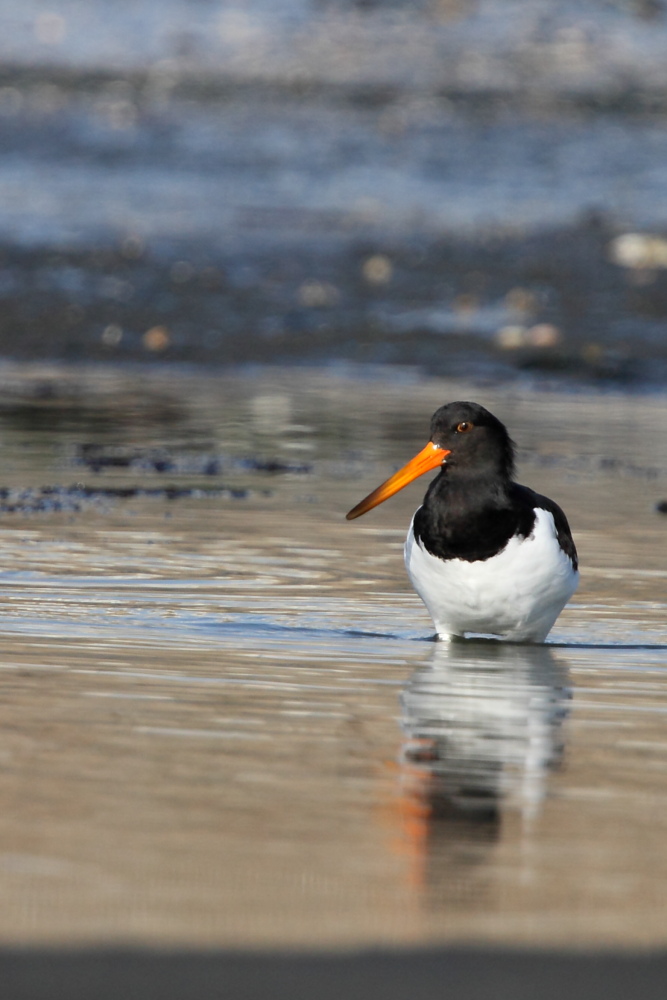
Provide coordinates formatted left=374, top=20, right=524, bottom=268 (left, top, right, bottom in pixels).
left=346, top=401, right=578, bottom=642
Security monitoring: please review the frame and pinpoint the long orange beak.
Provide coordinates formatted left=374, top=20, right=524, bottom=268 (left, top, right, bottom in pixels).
left=346, top=441, right=449, bottom=520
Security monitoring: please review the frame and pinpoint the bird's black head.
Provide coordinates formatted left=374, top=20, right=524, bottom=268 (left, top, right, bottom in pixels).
left=346, top=400, right=515, bottom=520
left=429, top=401, right=515, bottom=482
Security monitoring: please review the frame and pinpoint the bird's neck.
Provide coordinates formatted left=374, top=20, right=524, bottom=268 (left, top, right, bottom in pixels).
left=425, top=467, right=513, bottom=522
left=414, top=469, right=520, bottom=562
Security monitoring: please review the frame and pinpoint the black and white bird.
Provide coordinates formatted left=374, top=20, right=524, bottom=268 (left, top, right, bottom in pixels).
left=346, top=401, right=578, bottom=642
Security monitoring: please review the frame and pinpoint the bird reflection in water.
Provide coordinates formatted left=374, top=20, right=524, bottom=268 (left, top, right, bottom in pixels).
left=395, top=640, right=570, bottom=905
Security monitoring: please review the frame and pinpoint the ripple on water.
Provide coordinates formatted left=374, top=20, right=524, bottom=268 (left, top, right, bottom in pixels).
left=0, top=368, right=665, bottom=949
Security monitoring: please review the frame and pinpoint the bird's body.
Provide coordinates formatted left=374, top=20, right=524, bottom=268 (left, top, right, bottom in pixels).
left=347, top=401, right=579, bottom=643
left=406, top=502, right=577, bottom=642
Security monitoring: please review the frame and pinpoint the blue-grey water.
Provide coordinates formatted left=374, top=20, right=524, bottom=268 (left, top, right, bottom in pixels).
left=2, top=0, right=667, bottom=378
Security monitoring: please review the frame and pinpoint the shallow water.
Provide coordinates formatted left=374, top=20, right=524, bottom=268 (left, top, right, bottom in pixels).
left=0, top=363, right=664, bottom=949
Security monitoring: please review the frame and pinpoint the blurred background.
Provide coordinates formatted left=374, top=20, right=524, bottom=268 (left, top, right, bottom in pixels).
left=2, top=0, right=667, bottom=382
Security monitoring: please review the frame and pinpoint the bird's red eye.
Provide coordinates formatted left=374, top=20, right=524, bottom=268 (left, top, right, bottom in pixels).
left=456, top=421, right=473, bottom=433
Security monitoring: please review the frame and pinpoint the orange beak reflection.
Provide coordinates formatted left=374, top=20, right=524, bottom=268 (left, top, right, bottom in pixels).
left=346, top=441, right=449, bottom=520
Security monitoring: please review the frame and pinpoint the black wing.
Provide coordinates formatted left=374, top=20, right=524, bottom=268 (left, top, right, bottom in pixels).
left=513, top=484, right=578, bottom=571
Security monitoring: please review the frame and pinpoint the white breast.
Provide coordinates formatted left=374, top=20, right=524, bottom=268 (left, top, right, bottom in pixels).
left=404, top=507, right=579, bottom=642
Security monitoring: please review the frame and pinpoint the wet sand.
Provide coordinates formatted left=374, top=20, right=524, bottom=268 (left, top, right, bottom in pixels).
left=0, top=364, right=664, bottom=957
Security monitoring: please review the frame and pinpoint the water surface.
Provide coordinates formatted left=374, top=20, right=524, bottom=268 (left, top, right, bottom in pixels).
left=0, top=363, right=664, bottom=948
